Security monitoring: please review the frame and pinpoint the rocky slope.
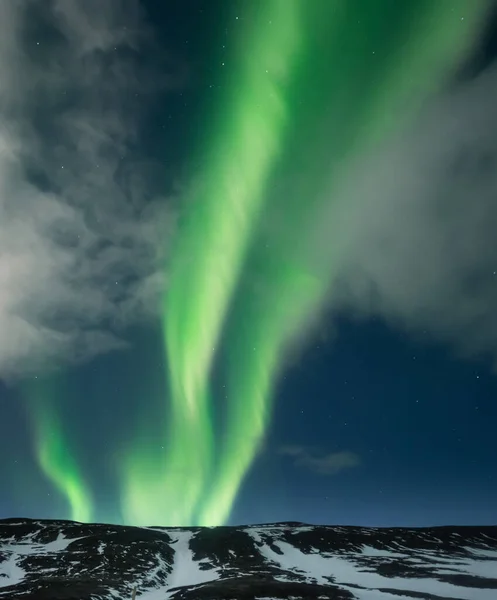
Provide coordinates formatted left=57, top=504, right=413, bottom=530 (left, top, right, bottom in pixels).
left=0, top=518, right=496, bottom=599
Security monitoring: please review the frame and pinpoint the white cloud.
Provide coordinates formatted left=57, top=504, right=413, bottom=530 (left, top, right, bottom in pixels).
left=0, top=0, right=174, bottom=380
left=310, top=64, right=497, bottom=368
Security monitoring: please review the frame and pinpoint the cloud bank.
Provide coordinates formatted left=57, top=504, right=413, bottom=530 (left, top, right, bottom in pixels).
left=0, top=0, right=174, bottom=380
left=314, top=63, right=497, bottom=368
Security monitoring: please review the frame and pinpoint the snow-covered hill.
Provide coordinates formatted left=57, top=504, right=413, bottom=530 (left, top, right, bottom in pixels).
left=0, top=518, right=496, bottom=599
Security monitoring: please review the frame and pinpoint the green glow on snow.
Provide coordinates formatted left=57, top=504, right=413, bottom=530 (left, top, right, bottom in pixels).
left=197, top=0, right=488, bottom=526
left=121, top=0, right=303, bottom=526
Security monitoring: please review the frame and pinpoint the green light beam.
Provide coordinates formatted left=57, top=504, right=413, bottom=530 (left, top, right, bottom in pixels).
left=121, top=0, right=304, bottom=526
left=198, top=0, right=489, bottom=526
left=26, top=378, right=93, bottom=523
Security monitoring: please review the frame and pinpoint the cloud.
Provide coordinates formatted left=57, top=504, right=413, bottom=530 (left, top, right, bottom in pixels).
left=280, top=446, right=361, bottom=476
left=310, top=63, right=497, bottom=368
left=0, top=0, right=175, bottom=380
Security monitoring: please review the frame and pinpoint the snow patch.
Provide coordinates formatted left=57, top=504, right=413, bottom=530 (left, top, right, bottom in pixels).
left=163, top=531, right=220, bottom=598
left=0, top=552, right=25, bottom=588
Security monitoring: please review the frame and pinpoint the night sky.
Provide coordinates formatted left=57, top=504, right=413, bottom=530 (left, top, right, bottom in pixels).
left=1, top=0, right=497, bottom=528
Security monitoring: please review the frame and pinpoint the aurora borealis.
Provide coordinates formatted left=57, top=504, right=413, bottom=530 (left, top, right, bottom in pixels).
left=2, top=0, right=497, bottom=528
left=122, top=0, right=303, bottom=527
left=195, top=1, right=487, bottom=527
left=22, top=376, right=93, bottom=524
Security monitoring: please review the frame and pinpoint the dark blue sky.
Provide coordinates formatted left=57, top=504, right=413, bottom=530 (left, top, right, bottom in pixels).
left=233, top=316, right=497, bottom=526
left=1, top=0, right=496, bottom=528
left=2, top=314, right=496, bottom=526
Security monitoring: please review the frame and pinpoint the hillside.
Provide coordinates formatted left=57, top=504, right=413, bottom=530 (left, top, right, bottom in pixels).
left=1, top=518, right=496, bottom=599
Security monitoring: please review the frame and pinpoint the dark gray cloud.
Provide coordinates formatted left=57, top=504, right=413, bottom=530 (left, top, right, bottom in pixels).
left=280, top=446, right=361, bottom=476
left=0, top=0, right=174, bottom=379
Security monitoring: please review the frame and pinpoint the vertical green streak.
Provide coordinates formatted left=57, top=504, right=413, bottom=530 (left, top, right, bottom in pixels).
left=198, top=0, right=488, bottom=526
left=121, top=0, right=304, bottom=526
left=26, top=379, right=93, bottom=523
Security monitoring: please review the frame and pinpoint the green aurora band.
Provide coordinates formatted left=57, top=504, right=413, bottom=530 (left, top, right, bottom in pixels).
left=17, top=1, right=490, bottom=528
left=121, top=0, right=304, bottom=526
left=197, top=0, right=489, bottom=526
left=25, top=379, right=93, bottom=523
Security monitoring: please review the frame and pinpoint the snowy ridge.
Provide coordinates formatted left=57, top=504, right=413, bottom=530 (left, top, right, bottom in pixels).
left=0, top=518, right=496, bottom=599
